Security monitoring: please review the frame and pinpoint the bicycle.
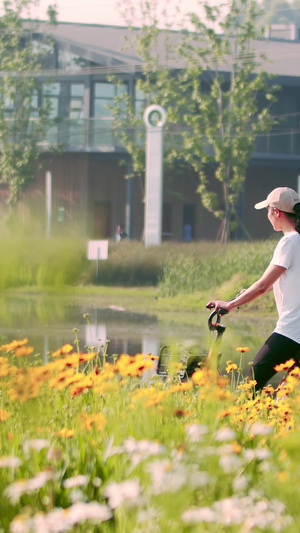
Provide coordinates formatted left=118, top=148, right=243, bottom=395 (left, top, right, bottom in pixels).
left=156, top=306, right=229, bottom=381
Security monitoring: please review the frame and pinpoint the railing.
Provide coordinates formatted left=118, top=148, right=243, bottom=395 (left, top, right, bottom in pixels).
left=40, top=118, right=127, bottom=151
left=254, top=129, right=300, bottom=156
left=40, top=119, right=300, bottom=157
left=3, top=118, right=300, bottom=158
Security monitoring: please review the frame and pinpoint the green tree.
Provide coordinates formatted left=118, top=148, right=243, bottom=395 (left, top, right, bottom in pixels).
left=177, top=0, right=279, bottom=242
left=113, top=0, right=279, bottom=242
left=0, top=0, right=57, bottom=208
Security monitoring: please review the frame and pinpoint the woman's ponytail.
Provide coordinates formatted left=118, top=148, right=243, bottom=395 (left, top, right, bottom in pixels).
left=294, top=202, right=300, bottom=233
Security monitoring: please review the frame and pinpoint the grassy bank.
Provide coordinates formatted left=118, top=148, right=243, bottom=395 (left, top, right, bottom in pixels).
left=0, top=236, right=278, bottom=299
left=0, top=236, right=279, bottom=331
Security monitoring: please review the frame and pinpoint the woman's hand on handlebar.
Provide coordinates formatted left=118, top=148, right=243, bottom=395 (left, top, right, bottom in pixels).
left=206, top=300, right=232, bottom=314
left=206, top=290, right=246, bottom=314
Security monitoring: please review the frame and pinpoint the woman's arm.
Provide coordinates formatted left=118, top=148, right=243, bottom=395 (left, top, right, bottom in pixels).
left=206, top=264, right=286, bottom=313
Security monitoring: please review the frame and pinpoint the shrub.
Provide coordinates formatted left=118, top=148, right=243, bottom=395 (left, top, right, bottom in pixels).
left=159, top=239, right=277, bottom=296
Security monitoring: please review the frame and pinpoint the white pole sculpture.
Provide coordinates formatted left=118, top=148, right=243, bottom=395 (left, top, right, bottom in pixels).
left=143, top=105, right=167, bottom=246
left=45, top=171, right=52, bottom=239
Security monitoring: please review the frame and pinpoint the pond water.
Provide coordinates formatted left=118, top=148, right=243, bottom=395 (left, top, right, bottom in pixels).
left=0, top=294, right=284, bottom=386
left=0, top=295, right=208, bottom=364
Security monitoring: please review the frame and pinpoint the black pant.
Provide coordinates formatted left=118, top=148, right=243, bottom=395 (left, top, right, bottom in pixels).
left=246, top=332, right=300, bottom=391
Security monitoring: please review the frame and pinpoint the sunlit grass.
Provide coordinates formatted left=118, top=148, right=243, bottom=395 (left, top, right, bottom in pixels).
left=0, top=336, right=300, bottom=531
left=0, top=235, right=279, bottom=296
left=0, top=236, right=88, bottom=289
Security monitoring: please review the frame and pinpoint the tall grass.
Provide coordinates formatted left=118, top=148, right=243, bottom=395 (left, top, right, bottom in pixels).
left=159, top=239, right=278, bottom=296
left=0, top=236, right=279, bottom=292
left=0, top=237, right=88, bottom=289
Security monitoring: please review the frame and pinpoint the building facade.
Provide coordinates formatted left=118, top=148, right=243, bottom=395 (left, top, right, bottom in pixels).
left=6, top=21, right=300, bottom=241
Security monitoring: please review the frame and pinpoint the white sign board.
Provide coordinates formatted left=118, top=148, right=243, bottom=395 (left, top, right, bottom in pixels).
left=87, top=240, right=109, bottom=260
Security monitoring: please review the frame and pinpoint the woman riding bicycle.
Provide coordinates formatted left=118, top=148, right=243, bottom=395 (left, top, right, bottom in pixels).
left=207, top=186, right=300, bottom=391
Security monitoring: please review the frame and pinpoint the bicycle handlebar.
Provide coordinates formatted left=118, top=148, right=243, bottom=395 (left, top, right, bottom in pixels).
left=205, top=292, right=243, bottom=335
left=207, top=308, right=227, bottom=334
left=205, top=303, right=229, bottom=316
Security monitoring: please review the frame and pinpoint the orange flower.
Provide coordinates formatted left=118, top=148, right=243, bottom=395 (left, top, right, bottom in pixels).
left=78, top=351, right=97, bottom=364
left=0, top=339, right=28, bottom=352
left=231, top=441, right=242, bottom=454
left=70, top=375, right=95, bottom=396
left=61, top=344, right=73, bottom=354
left=52, top=344, right=73, bottom=357
left=0, top=361, right=15, bottom=378
left=14, top=346, right=34, bottom=357
left=217, top=406, right=240, bottom=418
left=115, top=353, right=154, bottom=377
left=146, top=354, right=159, bottom=361
left=0, top=409, right=11, bottom=421
left=274, top=359, right=295, bottom=372
left=290, top=367, right=300, bottom=378
left=49, top=368, right=77, bottom=387
left=225, top=360, right=238, bottom=373
left=61, top=352, right=97, bottom=368
left=191, top=368, right=211, bottom=386
left=235, top=347, right=249, bottom=353
left=81, top=413, right=107, bottom=431
left=169, top=382, right=193, bottom=393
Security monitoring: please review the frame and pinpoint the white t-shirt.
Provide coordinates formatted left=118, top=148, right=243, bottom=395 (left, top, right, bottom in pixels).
left=271, top=232, right=300, bottom=343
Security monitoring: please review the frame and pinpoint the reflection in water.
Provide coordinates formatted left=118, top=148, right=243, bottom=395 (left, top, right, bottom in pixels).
left=0, top=296, right=207, bottom=364
left=0, top=295, right=283, bottom=386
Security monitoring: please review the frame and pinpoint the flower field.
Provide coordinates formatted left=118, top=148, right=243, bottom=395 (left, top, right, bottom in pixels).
left=1, top=337, right=300, bottom=532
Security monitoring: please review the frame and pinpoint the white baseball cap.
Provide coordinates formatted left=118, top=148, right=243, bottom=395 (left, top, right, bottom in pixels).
left=254, top=187, right=300, bottom=213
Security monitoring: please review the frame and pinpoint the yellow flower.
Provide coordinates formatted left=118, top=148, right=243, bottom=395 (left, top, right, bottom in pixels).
left=146, top=354, right=159, bottom=361
left=191, top=368, right=209, bottom=386
left=237, top=380, right=257, bottom=390
left=81, top=413, right=107, bottom=431
left=217, top=406, right=240, bottom=419
left=169, top=382, right=193, bottom=393
left=52, top=344, right=73, bottom=357
left=274, top=359, right=295, bottom=372
left=0, top=409, right=11, bottom=421
left=93, top=380, right=118, bottom=395
left=235, top=347, right=249, bottom=353
left=56, top=428, right=75, bottom=438
left=130, top=386, right=168, bottom=407
left=14, top=346, right=34, bottom=357
left=289, top=367, right=300, bottom=378
left=231, top=441, right=242, bottom=454
left=62, top=352, right=98, bottom=368
left=115, top=353, right=154, bottom=377
left=145, top=390, right=168, bottom=408
left=0, top=339, right=28, bottom=352
left=277, top=471, right=288, bottom=482
left=70, top=375, right=95, bottom=396
left=0, top=360, right=16, bottom=377
left=225, top=360, right=238, bottom=373
left=49, top=369, right=79, bottom=390
left=8, top=367, right=46, bottom=402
